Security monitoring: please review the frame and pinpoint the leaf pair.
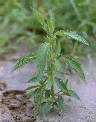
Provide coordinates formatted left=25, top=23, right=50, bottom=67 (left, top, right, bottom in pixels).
left=64, top=55, right=85, bottom=80
left=34, top=10, right=55, bottom=35
left=56, top=78, right=80, bottom=100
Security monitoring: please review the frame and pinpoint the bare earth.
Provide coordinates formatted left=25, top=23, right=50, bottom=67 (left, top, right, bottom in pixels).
left=0, top=57, right=96, bottom=122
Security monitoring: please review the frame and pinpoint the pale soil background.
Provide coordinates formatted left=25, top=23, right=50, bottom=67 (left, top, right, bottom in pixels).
left=0, top=55, right=96, bottom=122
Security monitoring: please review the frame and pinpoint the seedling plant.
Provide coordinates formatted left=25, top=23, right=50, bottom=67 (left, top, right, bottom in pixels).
left=14, top=10, right=88, bottom=117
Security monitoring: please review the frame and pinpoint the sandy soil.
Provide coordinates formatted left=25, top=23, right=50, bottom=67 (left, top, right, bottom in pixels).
left=0, top=56, right=96, bottom=122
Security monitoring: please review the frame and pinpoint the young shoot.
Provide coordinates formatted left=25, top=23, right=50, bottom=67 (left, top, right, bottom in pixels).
left=14, top=10, right=88, bottom=117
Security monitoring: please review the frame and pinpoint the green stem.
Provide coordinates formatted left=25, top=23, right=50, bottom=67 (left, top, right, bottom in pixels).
left=48, top=36, right=55, bottom=96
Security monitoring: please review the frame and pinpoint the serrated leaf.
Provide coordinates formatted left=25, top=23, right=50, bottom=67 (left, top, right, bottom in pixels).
left=55, top=59, right=61, bottom=72
left=40, top=102, right=50, bottom=117
left=64, top=79, right=68, bottom=87
left=47, top=17, right=55, bottom=34
left=28, top=76, right=38, bottom=82
left=26, top=85, right=39, bottom=90
left=57, top=95, right=64, bottom=110
left=55, top=30, right=89, bottom=45
left=67, top=90, right=80, bottom=100
left=64, top=55, right=85, bottom=80
left=64, top=31, right=88, bottom=45
left=46, top=78, right=52, bottom=90
left=56, top=78, right=68, bottom=92
left=28, top=75, right=47, bottom=83
left=36, top=42, right=49, bottom=80
left=33, top=88, right=42, bottom=116
left=56, top=41, right=61, bottom=57
left=56, top=78, right=80, bottom=100
left=34, top=9, right=45, bottom=26
left=13, top=53, right=36, bottom=71
left=27, top=90, right=35, bottom=97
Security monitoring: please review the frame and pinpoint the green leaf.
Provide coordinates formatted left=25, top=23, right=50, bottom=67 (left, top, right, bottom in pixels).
left=46, top=78, right=52, bottom=90
left=26, top=85, right=39, bottom=90
left=64, top=31, right=88, bottom=45
left=13, top=53, right=36, bottom=70
left=67, top=90, right=80, bottom=100
left=55, top=59, right=61, bottom=72
left=56, top=78, right=80, bottom=100
left=56, top=78, right=68, bottom=92
left=57, top=96, right=64, bottom=110
left=36, top=42, right=49, bottom=80
left=33, top=88, right=42, bottom=116
left=55, top=31, right=89, bottom=45
left=47, top=17, right=55, bottom=34
left=28, top=75, right=47, bottom=83
left=64, top=55, right=85, bottom=80
left=34, top=9, right=45, bottom=26
left=28, top=76, right=38, bottom=82
left=64, top=79, right=68, bottom=87
left=27, top=90, right=35, bottom=97
left=56, top=41, right=61, bottom=58
left=40, top=102, right=50, bottom=117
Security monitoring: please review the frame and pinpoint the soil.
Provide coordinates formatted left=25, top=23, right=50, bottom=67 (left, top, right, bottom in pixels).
left=0, top=55, right=96, bottom=122
left=0, top=82, right=36, bottom=122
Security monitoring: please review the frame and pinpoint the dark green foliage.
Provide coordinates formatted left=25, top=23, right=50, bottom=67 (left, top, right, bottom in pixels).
left=14, top=10, right=88, bottom=117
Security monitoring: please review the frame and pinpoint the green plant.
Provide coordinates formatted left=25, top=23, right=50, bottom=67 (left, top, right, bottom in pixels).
left=31, top=0, right=95, bottom=56
left=0, top=0, right=95, bottom=56
left=14, top=10, right=88, bottom=117
left=0, top=0, right=37, bottom=53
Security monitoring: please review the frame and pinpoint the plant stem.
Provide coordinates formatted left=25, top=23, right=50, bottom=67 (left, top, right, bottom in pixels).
left=48, top=36, right=55, bottom=97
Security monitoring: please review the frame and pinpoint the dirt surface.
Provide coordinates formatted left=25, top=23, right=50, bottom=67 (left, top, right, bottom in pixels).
left=0, top=56, right=96, bottom=122
left=0, top=82, right=36, bottom=122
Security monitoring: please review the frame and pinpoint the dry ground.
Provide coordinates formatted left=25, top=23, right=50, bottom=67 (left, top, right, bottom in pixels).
left=0, top=57, right=96, bottom=122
